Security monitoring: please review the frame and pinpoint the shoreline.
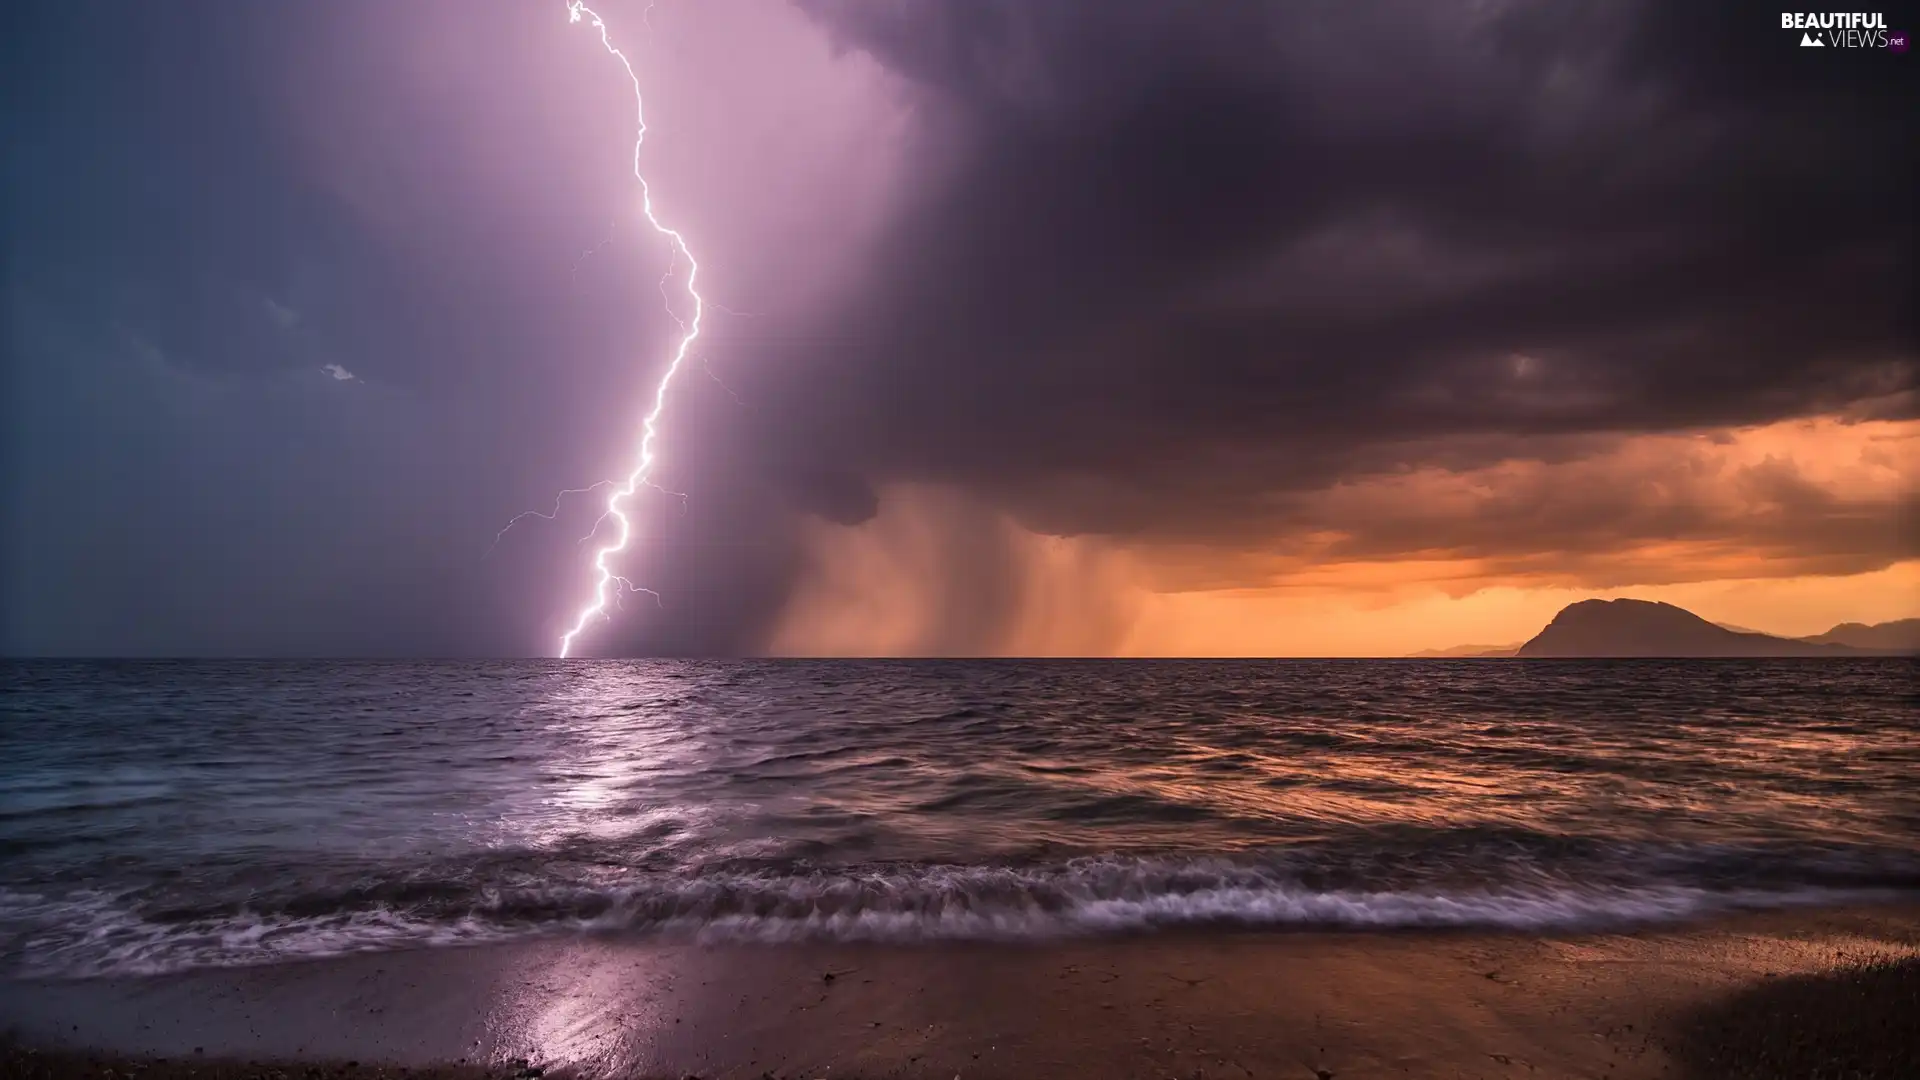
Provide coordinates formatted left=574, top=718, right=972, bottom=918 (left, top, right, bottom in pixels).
left=5, top=903, right=1918, bottom=1079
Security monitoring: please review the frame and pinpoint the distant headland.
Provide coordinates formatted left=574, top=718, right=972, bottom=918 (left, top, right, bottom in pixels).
left=1410, top=601, right=1918, bottom=658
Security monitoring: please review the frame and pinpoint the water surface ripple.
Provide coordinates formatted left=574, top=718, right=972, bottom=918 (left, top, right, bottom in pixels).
left=1, top=659, right=1914, bottom=977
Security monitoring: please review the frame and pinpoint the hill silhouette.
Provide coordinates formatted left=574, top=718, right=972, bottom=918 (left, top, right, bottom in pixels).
left=1514, top=599, right=1874, bottom=658
left=1406, top=642, right=1521, bottom=658
left=1800, top=618, right=1920, bottom=652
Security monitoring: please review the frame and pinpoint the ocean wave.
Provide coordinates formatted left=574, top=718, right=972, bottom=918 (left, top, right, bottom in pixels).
left=3, top=854, right=1909, bottom=979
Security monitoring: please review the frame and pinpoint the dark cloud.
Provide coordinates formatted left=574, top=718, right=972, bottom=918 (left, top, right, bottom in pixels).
left=4, top=0, right=1913, bottom=656
left=750, top=0, right=1914, bottom=543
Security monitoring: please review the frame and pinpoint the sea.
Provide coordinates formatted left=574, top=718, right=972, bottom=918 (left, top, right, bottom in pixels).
left=1, top=658, right=1915, bottom=979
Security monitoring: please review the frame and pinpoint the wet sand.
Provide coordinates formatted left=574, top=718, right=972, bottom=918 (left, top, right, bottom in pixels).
left=4, top=905, right=1918, bottom=1080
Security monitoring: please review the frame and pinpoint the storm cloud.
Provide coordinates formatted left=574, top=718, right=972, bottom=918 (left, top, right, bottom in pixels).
left=755, top=0, right=1913, bottom=512
left=3, top=0, right=1913, bottom=656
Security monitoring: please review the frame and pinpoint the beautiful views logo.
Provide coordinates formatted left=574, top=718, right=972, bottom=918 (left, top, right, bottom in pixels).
left=1781, top=11, right=1905, bottom=48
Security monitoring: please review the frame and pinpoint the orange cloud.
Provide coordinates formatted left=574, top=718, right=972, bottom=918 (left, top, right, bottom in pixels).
left=769, top=417, right=1919, bottom=656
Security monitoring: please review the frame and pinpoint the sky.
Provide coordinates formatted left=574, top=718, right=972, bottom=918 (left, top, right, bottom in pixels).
left=2, top=0, right=1914, bottom=658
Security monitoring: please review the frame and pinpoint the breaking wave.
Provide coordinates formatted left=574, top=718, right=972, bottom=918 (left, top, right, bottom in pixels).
left=5, top=853, right=1911, bottom=979
left=7, top=659, right=1916, bottom=980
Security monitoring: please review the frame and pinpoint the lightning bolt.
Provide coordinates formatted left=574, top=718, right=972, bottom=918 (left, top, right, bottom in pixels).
left=482, top=480, right=619, bottom=561
left=556, top=0, right=704, bottom=659
left=569, top=220, right=616, bottom=282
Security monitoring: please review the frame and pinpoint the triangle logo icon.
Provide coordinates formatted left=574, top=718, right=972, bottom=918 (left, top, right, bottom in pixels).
left=1800, top=31, right=1824, bottom=46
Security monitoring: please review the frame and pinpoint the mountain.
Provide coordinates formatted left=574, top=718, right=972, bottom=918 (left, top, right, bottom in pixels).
left=1799, top=618, right=1920, bottom=652
left=1407, top=642, right=1521, bottom=658
left=1514, top=599, right=1879, bottom=658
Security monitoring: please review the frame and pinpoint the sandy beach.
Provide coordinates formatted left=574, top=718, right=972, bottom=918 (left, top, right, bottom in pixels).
left=4, top=904, right=1917, bottom=1080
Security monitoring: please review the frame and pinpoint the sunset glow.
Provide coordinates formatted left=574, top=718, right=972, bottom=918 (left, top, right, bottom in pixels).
left=773, top=417, right=1919, bottom=656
